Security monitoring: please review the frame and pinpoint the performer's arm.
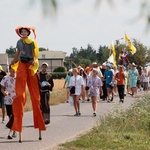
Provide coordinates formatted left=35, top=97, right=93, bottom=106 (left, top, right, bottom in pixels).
left=11, top=49, right=20, bottom=65
left=48, top=77, right=54, bottom=91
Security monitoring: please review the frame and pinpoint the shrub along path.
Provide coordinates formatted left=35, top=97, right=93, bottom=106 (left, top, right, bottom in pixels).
left=0, top=93, right=140, bottom=150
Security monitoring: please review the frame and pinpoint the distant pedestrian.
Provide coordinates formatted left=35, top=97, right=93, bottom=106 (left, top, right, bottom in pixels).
left=113, top=66, right=118, bottom=96
left=79, top=68, right=87, bottom=102
left=63, top=69, right=73, bottom=103
left=141, top=67, right=149, bottom=91
left=128, top=63, right=138, bottom=97
left=38, top=62, right=54, bottom=125
left=123, top=66, right=128, bottom=96
left=91, top=62, right=103, bottom=79
left=85, top=66, right=92, bottom=102
left=137, top=66, right=143, bottom=91
left=87, top=68, right=103, bottom=116
left=115, top=65, right=125, bottom=103
left=100, top=63, right=107, bottom=101
left=69, top=68, right=84, bottom=116
left=127, top=63, right=132, bottom=94
left=104, top=63, right=114, bottom=102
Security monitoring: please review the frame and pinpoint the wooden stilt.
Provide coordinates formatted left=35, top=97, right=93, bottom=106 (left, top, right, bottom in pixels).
left=19, top=132, right=22, bottom=143
left=39, top=130, right=42, bottom=140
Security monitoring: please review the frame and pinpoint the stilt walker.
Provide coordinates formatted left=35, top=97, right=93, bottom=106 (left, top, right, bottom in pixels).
left=6, top=26, right=46, bottom=142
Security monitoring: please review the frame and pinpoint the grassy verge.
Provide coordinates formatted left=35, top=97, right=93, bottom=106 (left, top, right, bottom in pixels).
left=59, top=93, right=150, bottom=150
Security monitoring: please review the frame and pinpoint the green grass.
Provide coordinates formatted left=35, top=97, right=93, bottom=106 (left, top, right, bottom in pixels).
left=59, top=93, right=150, bottom=150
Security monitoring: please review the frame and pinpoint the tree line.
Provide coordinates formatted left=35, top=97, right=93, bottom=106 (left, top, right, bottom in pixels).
left=65, top=39, right=150, bottom=69
left=5, top=39, right=150, bottom=70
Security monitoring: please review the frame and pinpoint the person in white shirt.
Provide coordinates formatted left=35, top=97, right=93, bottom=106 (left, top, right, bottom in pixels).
left=1, top=65, right=16, bottom=139
left=69, top=68, right=84, bottom=116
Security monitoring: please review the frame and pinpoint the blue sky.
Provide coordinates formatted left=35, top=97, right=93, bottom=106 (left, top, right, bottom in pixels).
left=0, top=0, right=149, bottom=56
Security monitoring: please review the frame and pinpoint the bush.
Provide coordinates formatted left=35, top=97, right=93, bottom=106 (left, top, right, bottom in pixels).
left=50, top=72, right=67, bottom=79
left=53, top=66, right=66, bottom=72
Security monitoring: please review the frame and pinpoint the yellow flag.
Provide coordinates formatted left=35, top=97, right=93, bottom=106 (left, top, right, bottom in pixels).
left=125, top=33, right=136, bottom=55
left=110, top=42, right=117, bottom=67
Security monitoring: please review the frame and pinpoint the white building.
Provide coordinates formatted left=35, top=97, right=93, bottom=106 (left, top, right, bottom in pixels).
left=38, top=50, right=67, bottom=72
left=0, top=53, right=9, bottom=72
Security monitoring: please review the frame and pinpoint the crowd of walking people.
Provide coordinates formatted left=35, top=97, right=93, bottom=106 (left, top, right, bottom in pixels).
left=64, top=61, right=150, bottom=117
left=1, top=59, right=149, bottom=140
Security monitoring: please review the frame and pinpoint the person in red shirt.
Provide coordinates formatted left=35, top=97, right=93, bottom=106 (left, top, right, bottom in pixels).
left=115, top=65, right=125, bottom=103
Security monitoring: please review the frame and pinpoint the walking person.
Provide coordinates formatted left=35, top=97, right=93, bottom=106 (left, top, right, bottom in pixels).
left=85, top=66, right=92, bottom=102
left=91, top=62, right=103, bottom=102
left=91, top=62, right=103, bottom=79
left=0, top=65, right=6, bottom=123
left=127, top=63, right=132, bottom=95
left=104, top=63, right=114, bottom=102
left=128, top=63, right=138, bottom=97
left=0, top=65, right=16, bottom=139
left=38, top=62, right=54, bottom=125
left=6, top=26, right=46, bottom=142
left=63, top=69, right=73, bottom=103
left=113, top=66, right=118, bottom=96
left=137, top=66, right=143, bottom=91
left=87, top=68, right=103, bottom=116
left=115, top=65, right=125, bottom=103
left=69, top=68, right=84, bottom=116
left=100, top=63, right=107, bottom=101
left=79, top=68, right=87, bottom=103
left=124, top=67, right=128, bottom=96
left=141, top=67, right=149, bottom=91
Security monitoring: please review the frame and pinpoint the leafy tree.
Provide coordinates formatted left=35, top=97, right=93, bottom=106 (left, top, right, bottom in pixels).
left=86, top=44, right=97, bottom=63
left=39, top=47, right=48, bottom=51
left=64, top=56, right=77, bottom=70
left=68, top=40, right=149, bottom=68
left=145, top=48, right=150, bottom=63
left=69, top=44, right=96, bottom=67
left=5, top=46, right=16, bottom=58
left=70, top=47, right=80, bottom=65
left=126, top=39, right=147, bottom=66
left=79, top=58, right=92, bottom=68
left=97, top=45, right=109, bottom=64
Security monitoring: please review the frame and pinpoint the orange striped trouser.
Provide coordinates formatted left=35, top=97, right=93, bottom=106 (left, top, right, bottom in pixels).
left=12, top=61, right=46, bottom=132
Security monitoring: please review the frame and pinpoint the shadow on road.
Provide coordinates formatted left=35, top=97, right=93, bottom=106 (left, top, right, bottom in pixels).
left=0, top=139, right=39, bottom=143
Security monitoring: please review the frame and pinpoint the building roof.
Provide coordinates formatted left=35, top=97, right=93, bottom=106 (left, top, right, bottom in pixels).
left=39, top=51, right=66, bottom=59
left=0, top=53, right=8, bottom=65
